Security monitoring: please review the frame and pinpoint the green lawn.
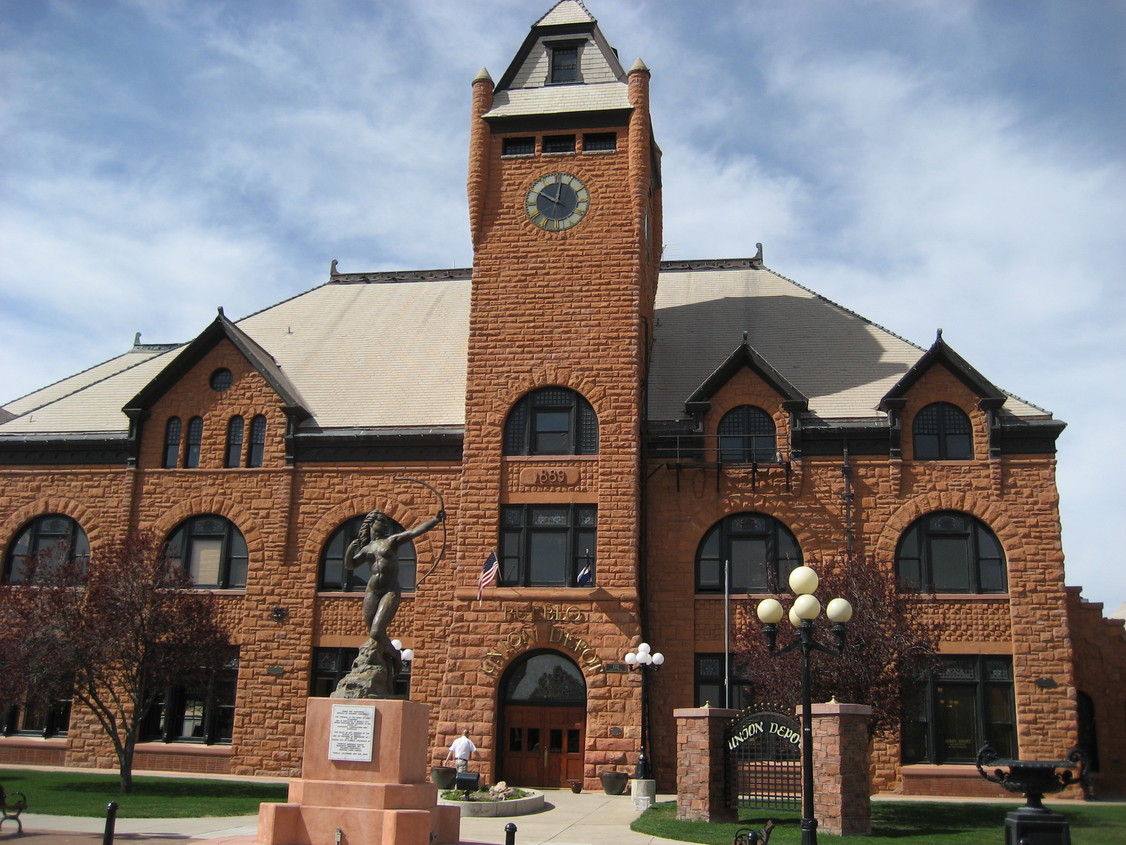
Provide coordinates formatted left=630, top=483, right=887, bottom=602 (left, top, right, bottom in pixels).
left=0, top=768, right=288, bottom=818
left=631, top=799, right=1126, bottom=845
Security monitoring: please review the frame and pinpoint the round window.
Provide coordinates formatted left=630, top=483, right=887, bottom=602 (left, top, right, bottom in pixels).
left=209, top=368, right=233, bottom=392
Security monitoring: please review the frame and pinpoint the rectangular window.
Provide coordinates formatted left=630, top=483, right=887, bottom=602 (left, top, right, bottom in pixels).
left=550, top=44, right=579, bottom=84
left=902, top=655, right=1015, bottom=764
left=2, top=695, right=71, bottom=738
left=310, top=647, right=410, bottom=699
left=694, top=653, right=752, bottom=710
left=583, top=132, right=617, bottom=152
left=502, top=137, right=535, bottom=157
left=542, top=134, right=576, bottom=154
left=500, top=504, right=596, bottom=587
left=142, top=653, right=239, bottom=745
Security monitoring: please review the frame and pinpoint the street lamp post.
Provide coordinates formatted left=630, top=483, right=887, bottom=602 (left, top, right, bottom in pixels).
left=623, top=642, right=664, bottom=780
left=756, top=566, right=853, bottom=845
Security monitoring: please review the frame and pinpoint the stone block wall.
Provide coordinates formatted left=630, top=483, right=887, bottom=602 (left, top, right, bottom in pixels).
left=1066, top=587, right=1126, bottom=798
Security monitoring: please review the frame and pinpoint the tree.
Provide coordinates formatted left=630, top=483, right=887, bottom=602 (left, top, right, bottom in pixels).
left=0, top=530, right=233, bottom=793
left=732, top=554, right=941, bottom=737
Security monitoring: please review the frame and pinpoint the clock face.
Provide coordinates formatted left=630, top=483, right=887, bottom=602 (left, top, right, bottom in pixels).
left=526, top=172, right=590, bottom=231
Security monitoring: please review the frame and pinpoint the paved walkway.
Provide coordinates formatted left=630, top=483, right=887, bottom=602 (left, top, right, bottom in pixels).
left=0, top=789, right=682, bottom=845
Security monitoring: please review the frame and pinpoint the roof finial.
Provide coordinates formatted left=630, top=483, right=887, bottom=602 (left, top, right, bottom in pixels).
left=330, top=259, right=339, bottom=277
left=217, top=306, right=225, bottom=317
left=751, top=242, right=764, bottom=267
left=743, top=331, right=749, bottom=344
left=936, top=328, right=944, bottom=342
left=133, top=332, right=141, bottom=347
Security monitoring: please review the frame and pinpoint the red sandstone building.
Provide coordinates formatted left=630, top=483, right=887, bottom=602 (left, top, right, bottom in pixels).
left=3, top=2, right=1124, bottom=798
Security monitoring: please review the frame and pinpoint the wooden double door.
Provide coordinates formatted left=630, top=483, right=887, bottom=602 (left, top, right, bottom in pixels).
left=501, top=704, right=585, bottom=788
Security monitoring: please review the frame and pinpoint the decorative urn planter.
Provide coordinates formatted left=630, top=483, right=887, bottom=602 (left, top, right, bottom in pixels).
left=600, top=770, right=629, bottom=795
left=431, top=766, right=457, bottom=789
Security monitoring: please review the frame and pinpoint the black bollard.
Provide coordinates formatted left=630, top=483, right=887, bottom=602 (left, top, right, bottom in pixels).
left=505, top=822, right=517, bottom=845
left=103, top=801, right=118, bottom=845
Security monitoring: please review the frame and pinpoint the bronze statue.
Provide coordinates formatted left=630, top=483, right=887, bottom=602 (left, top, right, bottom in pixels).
left=331, top=506, right=444, bottom=699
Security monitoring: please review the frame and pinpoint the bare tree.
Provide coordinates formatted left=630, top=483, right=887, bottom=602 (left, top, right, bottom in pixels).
left=733, top=554, right=941, bottom=737
left=0, top=531, right=233, bottom=793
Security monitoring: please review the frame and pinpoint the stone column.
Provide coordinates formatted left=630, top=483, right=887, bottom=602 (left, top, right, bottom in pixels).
left=811, top=701, right=872, bottom=836
left=673, top=707, right=739, bottom=822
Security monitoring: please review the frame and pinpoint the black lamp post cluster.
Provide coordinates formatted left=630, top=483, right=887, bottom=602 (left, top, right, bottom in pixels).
left=756, top=566, right=853, bottom=845
left=624, top=642, right=664, bottom=780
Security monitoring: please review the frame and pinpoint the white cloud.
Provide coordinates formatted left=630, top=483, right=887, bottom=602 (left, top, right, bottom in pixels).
left=1, top=0, right=1122, bottom=611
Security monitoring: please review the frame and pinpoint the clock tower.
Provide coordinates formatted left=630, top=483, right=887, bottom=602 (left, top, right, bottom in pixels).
left=440, top=1, right=663, bottom=787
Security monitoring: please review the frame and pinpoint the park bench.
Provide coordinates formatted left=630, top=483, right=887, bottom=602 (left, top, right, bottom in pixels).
left=0, top=783, right=28, bottom=834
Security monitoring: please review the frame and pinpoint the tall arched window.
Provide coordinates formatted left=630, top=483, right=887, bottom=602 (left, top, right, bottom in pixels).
left=3, top=514, right=90, bottom=585
left=717, top=405, right=777, bottom=463
left=247, top=415, right=267, bottom=467
left=504, top=387, right=598, bottom=456
left=225, top=416, right=244, bottom=468
left=696, top=513, right=801, bottom=593
left=166, top=515, right=248, bottom=589
left=895, top=511, right=1006, bottom=593
left=913, top=402, right=973, bottom=460
left=318, top=515, right=418, bottom=593
left=163, top=417, right=182, bottom=468
left=185, top=416, right=204, bottom=468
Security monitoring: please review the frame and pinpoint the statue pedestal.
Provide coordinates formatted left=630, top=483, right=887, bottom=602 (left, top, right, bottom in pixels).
left=258, top=698, right=460, bottom=845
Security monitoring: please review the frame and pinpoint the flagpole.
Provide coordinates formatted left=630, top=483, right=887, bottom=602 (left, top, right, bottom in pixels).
left=724, top=558, right=730, bottom=708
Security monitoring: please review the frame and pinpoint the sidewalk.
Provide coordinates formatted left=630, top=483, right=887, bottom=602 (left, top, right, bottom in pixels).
left=1, top=789, right=682, bottom=845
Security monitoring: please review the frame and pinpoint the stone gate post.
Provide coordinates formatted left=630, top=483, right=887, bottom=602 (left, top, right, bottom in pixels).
left=673, top=706, right=739, bottom=822
left=811, top=701, right=873, bottom=836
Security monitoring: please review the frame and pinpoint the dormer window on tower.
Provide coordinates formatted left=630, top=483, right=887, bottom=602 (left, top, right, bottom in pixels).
left=548, top=41, right=581, bottom=84
left=543, top=134, right=576, bottom=154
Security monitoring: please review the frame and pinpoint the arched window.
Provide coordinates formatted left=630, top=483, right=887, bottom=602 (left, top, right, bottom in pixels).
left=502, top=651, right=586, bottom=704
left=895, top=511, right=1006, bottom=593
left=163, top=417, right=182, bottom=468
left=3, top=514, right=90, bottom=585
left=185, top=416, right=204, bottom=468
left=318, top=515, right=418, bottom=593
left=913, top=402, right=973, bottom=460
left=247, top=415, right=266, bottom=468
left=504, top=387, right=598, bottom=456
left=166, top=515, right=248, bottom=589
left=696, top=513, right=801, bottom=593
left=225, top=416, right=244, bottom=468
left=717, top=405, right=777, bottom=463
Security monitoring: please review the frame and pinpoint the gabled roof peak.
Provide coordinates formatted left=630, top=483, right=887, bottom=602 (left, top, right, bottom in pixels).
left=535, top=1, right=596, bottom=28
left=880, top=331, right=1005, bottom=411
left=685, top=341, right=808, bottom=420
left=123, top=310, right=310, bottom=421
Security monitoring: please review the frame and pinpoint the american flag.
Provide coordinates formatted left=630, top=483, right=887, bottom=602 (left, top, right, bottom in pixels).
left=477, top=551, right=500, bottom=601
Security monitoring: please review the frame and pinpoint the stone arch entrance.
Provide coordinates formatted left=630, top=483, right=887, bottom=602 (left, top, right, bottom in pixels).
left=498, top=649, right=586, bottom=788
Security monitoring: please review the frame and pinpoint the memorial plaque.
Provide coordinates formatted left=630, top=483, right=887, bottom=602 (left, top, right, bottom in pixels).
left=328, top=703, right=376, bottom=762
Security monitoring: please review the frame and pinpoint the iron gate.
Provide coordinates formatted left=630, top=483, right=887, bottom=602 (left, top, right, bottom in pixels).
left=725, top=708, right=801, bottom=811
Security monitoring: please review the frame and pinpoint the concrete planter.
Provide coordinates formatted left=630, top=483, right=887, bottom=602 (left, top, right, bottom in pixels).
left=437, top=789, right=545, bottom=817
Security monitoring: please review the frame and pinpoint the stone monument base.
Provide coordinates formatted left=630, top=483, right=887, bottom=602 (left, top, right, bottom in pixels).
left=257, top=698, right=460, bottom=845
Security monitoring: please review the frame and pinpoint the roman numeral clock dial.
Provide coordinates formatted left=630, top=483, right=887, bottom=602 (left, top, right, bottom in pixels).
left=525, top=172, right=590, bottom=232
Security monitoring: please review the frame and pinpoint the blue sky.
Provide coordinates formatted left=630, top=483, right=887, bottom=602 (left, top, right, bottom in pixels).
left=2, top=0, right=1124, bottom=610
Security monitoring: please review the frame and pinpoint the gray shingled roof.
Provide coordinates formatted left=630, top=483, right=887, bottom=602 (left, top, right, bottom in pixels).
left=0, top=261, right=1049, bottom=440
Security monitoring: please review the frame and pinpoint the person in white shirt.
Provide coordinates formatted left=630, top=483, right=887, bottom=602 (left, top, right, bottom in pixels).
left=445, top=730, right=477, bottom=772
